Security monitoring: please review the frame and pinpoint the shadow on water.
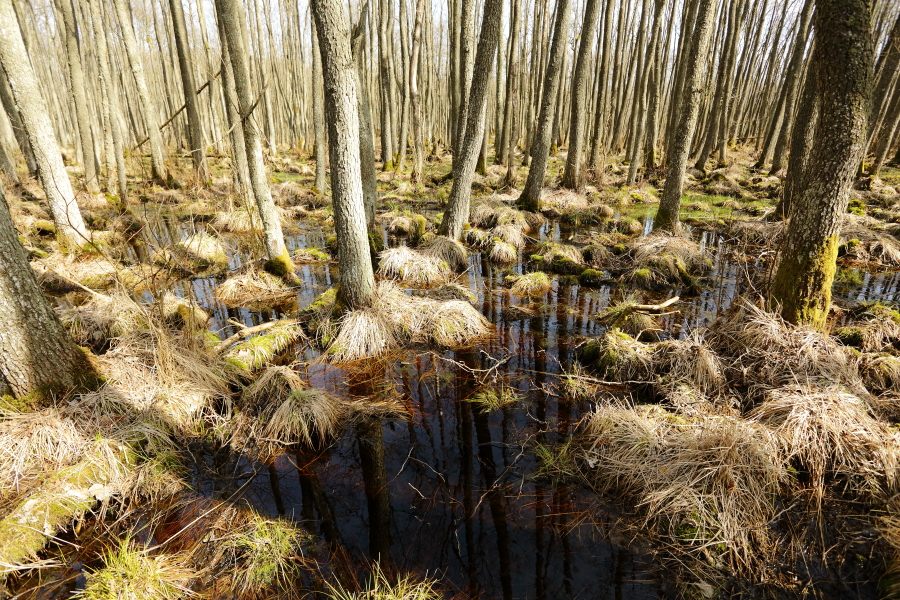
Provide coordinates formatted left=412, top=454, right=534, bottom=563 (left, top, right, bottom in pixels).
left=130, top=210, right=898, bottom=598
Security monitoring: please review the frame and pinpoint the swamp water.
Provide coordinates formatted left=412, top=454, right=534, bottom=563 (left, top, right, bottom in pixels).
left=109, top=212, right=900, bottom=598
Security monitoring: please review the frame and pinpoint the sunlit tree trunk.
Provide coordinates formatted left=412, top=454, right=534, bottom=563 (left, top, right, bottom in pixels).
left=0, top=0, right=88, bottom=246
left=409, top=0, right=426, bottom=184
left=0, top=73, right=36, bottom=178
left=517, top=0, right=573, bottom=212
left=311, top=0, right=376, bottom=309
left=652, top=0, right=718, bottom=232
left=769, top=0, right=872, bottom=328
left=351, top=3, right=378, bottom=229
left=775, top=59, right=818, bottom=219
left=312, top=17, right=328, bottom=193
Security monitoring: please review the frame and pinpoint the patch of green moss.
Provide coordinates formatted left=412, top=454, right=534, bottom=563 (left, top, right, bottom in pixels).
left=834, top=326, right=865, bottom=347
left=579, top=268, right=606, bottom=287
left=263, top=252, right=295, bottom=280
left=838, top=238, right=861, bottom=256
left=848, top=198, right=867, bottom=215
left=612, top=244, right=628, bottom=255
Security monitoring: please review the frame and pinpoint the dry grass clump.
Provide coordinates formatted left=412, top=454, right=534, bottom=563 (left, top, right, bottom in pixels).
left=489, top=240, right=518, bottom=264
left=652, top=330, right=725, bottom=396
left=419, top=282, right=476, bottom=303
left=212, top=205, right=292, bottom=233
left=534, top=241, right=583, bottom=264
left=471, top=201, right=530, bottom=230
left=840, top=214, right=900, bottom=265
left=834, top=302, right=900, bottom=352
left=421, top=235, right=469, bottom=271
left=509, top=271, right=552, bottom=298
left=60, top=293, right=147, bottom=348
left=728, top=218, right=785, bottom=245
left=175, top=232, right=228, bottom=267
left=707, top=299, right=862, bottom=398
left=491, top=223, right=527, bottom=249
left=860, top=353, right=900, bottom=394
left=464, top=227, right=493, bottom=249
left=241, top=367, right=346, bottom=447
left=378, top=246, right=451, bottom=285
left=578, top=404, right=785, bottom=569
left=629, top=231, right=710, bottom=274
left=214, top=269, right=296, bottom=309
left=155, top=293, right=209, bottom=332
left=579, top=330, right=652, bottom=381
left=595, top=295, right=660, bottom=338
left=318, top=282, right=490, bottom=362
left=79, top=538, right=193, bottom=600
left=33, top=253, right=122, bottom=291
left=749, top=384, right=899, bottom=498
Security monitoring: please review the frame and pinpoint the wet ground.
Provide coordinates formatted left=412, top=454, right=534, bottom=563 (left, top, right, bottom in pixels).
left=116, top=206, right=900, bottom=598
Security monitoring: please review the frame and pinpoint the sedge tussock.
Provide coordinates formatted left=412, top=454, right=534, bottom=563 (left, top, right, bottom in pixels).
left=628, top=231, right=711, bottom=283
left=465, top=386, right=521, bottom=413
left=652, top=330, right=725, bottom=396
left=33, top=253, right=121, bottom=291
left=79, top=537, right=195, bottom=600
left=464, top=227, right=493, bottom=249
left=377, top=246, right=451, bottom=285
left=534, top=241, right=583, bottom=264
left=489, top=240, right=518, bottom=264
left=214, top=269, right=296, bottom=309
left=216, top=516, right=305, bottom=595
left=387, top=215, right=413, bottom=236
left=60, top=293, right=146, bottom=348
left=420, top=282, right=477, bottom=303
left=860, top=353, right=900, bottom=394
left=578, top=404, right=785, bottom=569
left=748, top=384, right=899, bottom=498
left=707, top=299, right=862, bottom=399
left=155, top=293, right=209, bottom=331
left=840, top=213, right=900, bottom=265
left=261, top=388, right=346, bottom=447
left=728, top=219, right=785, bottom=245
left=175, top=232, right=228, bottom=267
left=224, top=322, right=305, bottom=373
left=471, top=201, right=529, bottom=229
left=212, top=205, right=291, bottom=233
left=326, top=307, right=402, bottom=363
left=323, top=563, right=440, bottom=600
left=579, top=330, right=652, bottom=381
left=835, top=302, right=900, bottom=352
left=509, top=271, right=552, bottom=298
left=241, top=365, right=307, bottom=407
left=595, top=295, right=659, bottom=338
left=421, top=235, right=470, bottom=271
left=423, top=300, right=491, bottom=347
left=491, top=223, right=527, bottom=249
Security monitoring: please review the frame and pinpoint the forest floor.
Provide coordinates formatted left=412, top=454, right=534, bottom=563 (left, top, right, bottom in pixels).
left=3, top=145, right=900, bottom=599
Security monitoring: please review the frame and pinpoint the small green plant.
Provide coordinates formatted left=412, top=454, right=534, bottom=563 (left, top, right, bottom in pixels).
left=323, top=563, right=440, bottom=600
left=532, top=437, right=578, bottom=481
left=465, top=386, right=521, bottom=413
left=78, top=537, right=192, bottom=600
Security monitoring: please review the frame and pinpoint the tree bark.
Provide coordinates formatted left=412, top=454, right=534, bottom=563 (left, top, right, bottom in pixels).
left=409, top=0, right=426, bottom=184
left=112, top=0, right=170, bottom=184
left=438, top=0, right=505, bottom=240
left=0, top=71, right=36, bottom=178
left=561, top=0, right=602, bottom=189
left=217, top=14, right=253, bottom=209
left=516, top=0, right=573, bottom=212
left=351, top=3, right=378, bottom=229
left=0, top=184, right=97, bottom=398
left=216, top=0, right=293, bottom=278
left=0, top=0, right=88, bottom=246
left=312, top=17, right=328, bottom=193
left=378, top=0, right=395, bottom=167
left=168, top=0, right=210, bottom=183
left=56, top=0, right=99, bottom=194
left=312, top=0, right=376, bottom=310
left=775, top=57, right=818, bottom=218
left=652, top=0, right=719, bottom=232
left=769, top=0, right=872, bottom=328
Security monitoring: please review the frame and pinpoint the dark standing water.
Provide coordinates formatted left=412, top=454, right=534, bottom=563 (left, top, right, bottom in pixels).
left=139, top=213, right=899, bottom=598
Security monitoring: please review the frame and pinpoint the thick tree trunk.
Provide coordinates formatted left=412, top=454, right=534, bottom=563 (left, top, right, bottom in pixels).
left=0, top=0, right=88, bottom=246
left=216, top=0, right=293, bottom=278
left=0, top=184, right=97, bottom=398
left=312, top=17, right=328, bottom=193
left=168, top=0, right=210, bottom=183
left=560, top=0, right=601, bottom=189
left=769, top=0, right=872, bottom=328
left=311, top=0, right=376, bottom=310
left=56, top=0, right=99, bottom=194
left=217, top=14, right=253, bottom=210
left=516, top=0, right=573, bottom=212
left=112, top=0, right=170, bottom=184
left=438, top=0, right=505, bottom=240
left=652, top=0, right=718, bottom=232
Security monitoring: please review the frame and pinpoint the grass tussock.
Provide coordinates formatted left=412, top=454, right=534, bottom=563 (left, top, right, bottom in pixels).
left=652, top=330, right=725, bottom=396
left=323, top=563, right=440, bottom=600
left=623, top=232, right=709, bottom=289
left=175, top=232, right=228, bottom=267
left=78, top=538, right=193, bottom=600
left=421, top=235, right=469, bottom=271
left=464, top=227, right=493, bottom=249
left=491, top=223, right=527, bottom=249
left=595, top=295, right=659, bottom=338
left=748, top=384, right=899, bottom=498
left=60, top=293, right=147, bottom=348
left=214, top=269, right=296, bottom=309
left=489, top=240, right=518, bottom=264
left=509, top=271, right=552, bottom=298
left=840, top=214, right=900, bottom=265
left=465, top=386, right=521, bottom=413
left=471, top=201, right=530, bottom=230
left=419, top=282, right=476, bottom=303
left=377, top=246, right=451, bottom=285
left=578, top=404, right=785, bottom=570
left=579, top=330, right=652, bottom=381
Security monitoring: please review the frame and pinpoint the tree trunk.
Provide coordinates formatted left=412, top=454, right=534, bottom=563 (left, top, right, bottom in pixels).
left=0, top=71, right=36, bottom=178
left=216, top=0, right=293, bottom=278
left=0, top=0, right=88, bottom=246
left=0, top=184, right=97, bottom=398
left=351, top=3, right=378, bottom=229
left=869, top=87, right=900, bottom=175
left=112, top=0, right=170, bottom=184
left=652, top=0, right=719, bottom=232
left=438, top=0, right=505, bottom=240
left=217, top=14, right=253, bottom=209
left=168, top=0, right=210, bottom=183
left=409, top=0, right=426, bottom=184
left=560, top=0, right=601, bottom=189
left=0, top=108, right=18, bottom=183
left=775, top=57, right=818, bottom=218
left=56, top=0, right=99, bottom=194
left=516, top=0, right=573, bottom=212
left=311, top=0, right=376, bottom=310
left=312, top=17, right=328, bottom=193
left=769, top=0, right=872, bottom=328
left=378, top=0, right=395, bottom=168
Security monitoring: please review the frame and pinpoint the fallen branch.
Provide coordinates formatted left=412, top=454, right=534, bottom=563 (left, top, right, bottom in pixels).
left=214, top=319, right=299, bottom=354
left=131, top=71, right=221, bottom=150
left=632, top=296, right=680, bottom=312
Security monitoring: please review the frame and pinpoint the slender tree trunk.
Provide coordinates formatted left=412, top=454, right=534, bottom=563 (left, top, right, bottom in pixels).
left=0, top=0, right=88, bottom=246
left=438, top=0, right=505, bottom=240
left=0, top=110, right=17, bottom=183
left=652, top=0, right=719, bottom=232
left=769, top=0, right=872, bottom=328
left=516, top=0, right=573, bottom=212
left=561, top=0, right=602, bottom=189
left=169, top=0, right=210, bottom=183
left=0, top=184, right=97, bottom=398
left=410, top=0, right=426, bottom=184
left=56, top=0, right=99, bottom=194
left=112, top=0, right=170, bottom=184
left=217, top=13, right=252, bottom=209
left=0, top=73, right=36, bottom=178
left=312, top=17, right=328, bottom=193
left=869, top=88, right=900, bottom=175
left=351, top=3, right=378, bottom=229
left=775, top=58, right=819, bottom=218
left=378, top=0, right=395, bottom=167
left=311, top=0, right=376, bottom=310
left=216, top=0, right=293, bottom=277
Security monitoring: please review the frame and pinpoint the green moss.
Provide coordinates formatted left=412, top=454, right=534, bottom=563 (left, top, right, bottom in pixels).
left=834, top=326, right=865, bottom=347
left=560, top=275, right=580, bottom=286
left=263, top=251, right=295, bottom=280
left=32, top=219, right=56, bottom=236
left=632, top=268, right=654, bottom=288
left=579, top=268, right=606, bottom=287
left=834, top=268, right=864, bottom=288
left=848, top=198, right=867, bottom=215
left=769, top=233, right=839, bottom=329
left=612, top=244, right=628, bottom=255
left=550, top=257, right=583, bottom=275
left=411, top=215, right=428, bottom=244
left=838, top=238, right=861, bottom=256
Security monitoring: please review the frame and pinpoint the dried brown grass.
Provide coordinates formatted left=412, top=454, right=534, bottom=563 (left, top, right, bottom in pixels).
left=377, top=246, right=451, bottom=285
